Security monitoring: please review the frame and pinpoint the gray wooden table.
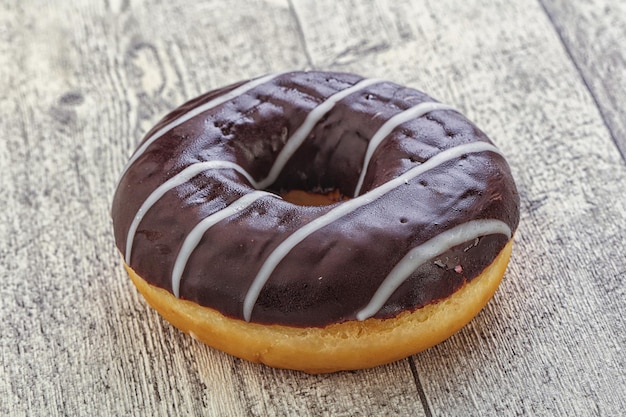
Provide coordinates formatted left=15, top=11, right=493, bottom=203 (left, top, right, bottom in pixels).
left=1, top=1, right=625, bottom=416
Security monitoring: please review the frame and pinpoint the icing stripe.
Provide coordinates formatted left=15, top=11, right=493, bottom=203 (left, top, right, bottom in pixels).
left=353, top=102, right=457, bottom=197
left=256, top=77, right=383, bottom=190
left=243, top=141, right=504, bottom=321
left=355, top=219, right=512, bottom=321
left=171, top=190, right=274, bottom=298
left=124, top=160, right=258, bottom=263
left=117, top=72, right=285, bottom=186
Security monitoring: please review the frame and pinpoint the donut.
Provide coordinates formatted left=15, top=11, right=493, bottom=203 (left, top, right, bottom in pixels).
left=112, top=71, right=520, bottom=373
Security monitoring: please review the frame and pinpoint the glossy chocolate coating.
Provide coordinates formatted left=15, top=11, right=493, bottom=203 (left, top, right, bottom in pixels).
left=112, top=71, right=520, bottom=327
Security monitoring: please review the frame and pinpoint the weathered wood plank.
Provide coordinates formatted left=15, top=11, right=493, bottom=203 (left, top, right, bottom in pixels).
left=228, top=359, right=423, bottom=417
left=541, top=0, right=626, bottom=160
left=0, top=1, right=265, bottom=415
left=291, top=0, right=626, bottom=415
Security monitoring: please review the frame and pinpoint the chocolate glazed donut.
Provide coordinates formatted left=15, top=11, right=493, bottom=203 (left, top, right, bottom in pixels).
left=112, top=71, right=519, bottom=371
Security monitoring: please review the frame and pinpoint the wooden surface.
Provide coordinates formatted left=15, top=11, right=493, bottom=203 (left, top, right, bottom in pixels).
left=1, top=0, right=625, bottom=416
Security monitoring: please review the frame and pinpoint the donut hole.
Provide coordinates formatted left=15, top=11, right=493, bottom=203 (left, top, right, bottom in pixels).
left=257, top=137, right=359, bottom=206
left=279, top=188, right=350, bottom=206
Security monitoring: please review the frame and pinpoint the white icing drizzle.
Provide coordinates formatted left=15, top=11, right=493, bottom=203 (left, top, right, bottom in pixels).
left=124, top=160, right=259, bottom=263
left=171, top=190, right=274, bottom=298
left=116, top=72, right=285, bottom=186
left=353, top=102, right=457, bottom=197
left=255, top=77, right=383, bottom=190
left=355, top=219, right=512, bottom=321
left=242, top=141, right=504, bottom=322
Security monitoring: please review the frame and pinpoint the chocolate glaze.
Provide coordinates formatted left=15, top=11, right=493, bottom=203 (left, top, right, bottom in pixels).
left=111, top=71, right=520, bottom=327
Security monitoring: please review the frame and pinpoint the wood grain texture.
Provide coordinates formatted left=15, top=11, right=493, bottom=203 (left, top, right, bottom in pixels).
left=541, top=0, right=626, bottom=160
left=1, top=0, right=625, bottom=416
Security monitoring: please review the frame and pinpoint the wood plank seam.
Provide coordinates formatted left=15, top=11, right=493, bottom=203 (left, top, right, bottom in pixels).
left=409, top=357, right=433, bottom=417
left=537, top=0, right=626, bottom=164
left=288, top=0, right=315, bottom=70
